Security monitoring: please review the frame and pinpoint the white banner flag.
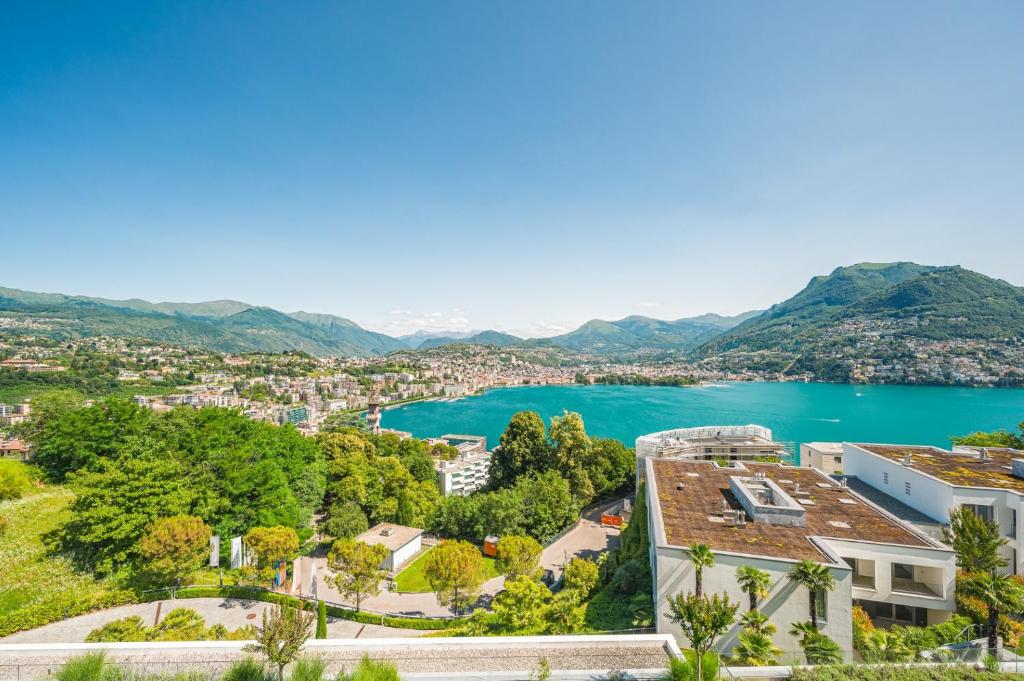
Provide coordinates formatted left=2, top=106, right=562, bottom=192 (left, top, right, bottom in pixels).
left=210, top=535, right=220, bottom=567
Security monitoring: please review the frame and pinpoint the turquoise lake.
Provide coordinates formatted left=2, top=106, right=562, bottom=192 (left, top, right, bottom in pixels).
left=381, top=383, right=1024, bottom=456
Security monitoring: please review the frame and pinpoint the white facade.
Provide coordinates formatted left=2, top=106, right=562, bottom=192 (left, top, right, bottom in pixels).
left=436, top=452, right=492, bottom=495
left=645, top=457, right=955, bottom=656
left=802, top=442, right=845, bottom=475
left=844, top=443, right=1024, bottom=575
left=388, top=534, right=422, bottom=572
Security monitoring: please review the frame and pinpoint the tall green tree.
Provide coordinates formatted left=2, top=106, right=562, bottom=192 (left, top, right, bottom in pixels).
left=667, top=592, right=739, bottom=681
left=424, top=540, right=488, bottom=614
left=139, top=515, right=212, bottom=587
left=488, top=411, right=551, bottom=488
left=495, top=535, right=543, bottom=581
left=326, top=539, right=389, bottom=612
left=787, top=560, right=836, bottom=630
left=688, top=544, right=715, bottom=598
left=549, top=411, right=594, bottom=502
left=244, top=526, right=300, bottom=582
left=491, top=576, right=552, bottom=634
left=57, top=454, right=197, bottom=574
left=944, top=505, right=1009, bottom=573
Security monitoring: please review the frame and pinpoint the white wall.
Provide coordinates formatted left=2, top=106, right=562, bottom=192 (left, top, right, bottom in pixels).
left=390, top=535, right=422, bottom=571
left=652, top=544, right=854, bottom=658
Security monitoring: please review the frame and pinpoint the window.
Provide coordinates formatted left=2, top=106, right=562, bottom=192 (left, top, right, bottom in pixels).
left=904, top=481, right=911, bottom=495
left=883, top=472, right=889, bottom=484
left=1009, top=510, right=1017, bottom=539
left=892, top=563, right=914, bottom=580
left=815, top=590, right=828, bottom=622
left=964, top=504, right=994, bottom=523
left=704, top=447, right=713, bottom=454
left=834, top=456, right=843, bottom=464
left=893, top=604, right=914, bottom=623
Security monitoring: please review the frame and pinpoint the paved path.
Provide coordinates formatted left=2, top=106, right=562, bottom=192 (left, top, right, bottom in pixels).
left=541, top=499, right=622, bottom=579
left=0, top=598, right=431, bottom=643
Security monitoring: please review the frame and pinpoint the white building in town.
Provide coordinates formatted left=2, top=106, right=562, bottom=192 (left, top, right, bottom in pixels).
left=636, top=425, right=794, bottom=481
left=354, top=523, right=423, bottom=572
left=434, top=434, right=492, bottom=496
left=843, top=443, right=1024, bottom=575
left=645, top=456, right=955, bottom=657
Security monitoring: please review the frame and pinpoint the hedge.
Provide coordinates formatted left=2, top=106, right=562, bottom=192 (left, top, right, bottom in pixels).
left=140, top=586, right=461, bottom=631
left=0, top=590, right=138, bottom=638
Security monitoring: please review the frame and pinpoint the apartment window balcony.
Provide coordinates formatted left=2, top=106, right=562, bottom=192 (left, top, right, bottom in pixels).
left=891, top=563, right=943, bottom=598
left=843, top=557, right=876, bottom=590
left=853, top=573, right=876, bottom=589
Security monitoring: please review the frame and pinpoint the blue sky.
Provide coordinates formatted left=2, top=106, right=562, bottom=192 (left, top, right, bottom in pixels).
left=2, top=2, right=1022, bottom=337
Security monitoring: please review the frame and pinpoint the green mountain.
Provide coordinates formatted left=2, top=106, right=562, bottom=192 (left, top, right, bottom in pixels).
left=417, top=330, right=523, bottom=350
left=699, top=263, right=1024, bottom=355
left=0, top=287, right=404, bottom=357
left=543, top=311, right=760, bottom=355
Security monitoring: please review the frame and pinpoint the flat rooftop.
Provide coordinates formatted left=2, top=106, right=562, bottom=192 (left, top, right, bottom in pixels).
left=651, top=459, right=932, bottom=562
left=355, top=523, right=423, bottom=552
left=854, top=444, right=1024, bottom=493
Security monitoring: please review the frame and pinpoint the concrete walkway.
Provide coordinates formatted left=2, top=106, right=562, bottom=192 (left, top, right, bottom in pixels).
left=0, top=598, right=432, bottom=643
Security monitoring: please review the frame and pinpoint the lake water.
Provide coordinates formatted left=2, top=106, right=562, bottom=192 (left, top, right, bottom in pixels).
left=381, top=383, right=1024, bottom=458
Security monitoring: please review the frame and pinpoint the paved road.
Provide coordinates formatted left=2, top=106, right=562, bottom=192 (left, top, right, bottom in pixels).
left=541, top=499, right=622, bottom=580
left=0, top=599, right=431, bottom=643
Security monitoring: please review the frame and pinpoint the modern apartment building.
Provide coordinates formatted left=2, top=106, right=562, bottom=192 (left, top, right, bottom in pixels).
left=843, top=442, right=1024, bottom=575
left=434, top=434, right=492, bottom=496
left=645, top=457, right=955, bottom=656
left=636, top=425, right=794, bottom=482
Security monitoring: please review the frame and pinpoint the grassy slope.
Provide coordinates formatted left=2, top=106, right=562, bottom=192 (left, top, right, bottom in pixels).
left=394, top=547, right=499, bottom=593
left=0, top=465, right=112, bottom=617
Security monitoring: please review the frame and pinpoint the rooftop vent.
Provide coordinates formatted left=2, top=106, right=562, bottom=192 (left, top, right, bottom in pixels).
left=839, top=477, right=849, bottom=488
left=979, top=448, right=991, bottom=462
left=902, top=453, right=913, bottom=466
left=676, top=482, right=685, bottom=491
left=380, top=527, right=395, bottom=537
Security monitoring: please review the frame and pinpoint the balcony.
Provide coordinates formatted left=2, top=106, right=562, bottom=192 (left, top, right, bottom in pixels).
left=891, top=578, right=941, bottom=598
left=891, top=562, right=943, bottom=598
left=853, top=573, right=876, bottom=589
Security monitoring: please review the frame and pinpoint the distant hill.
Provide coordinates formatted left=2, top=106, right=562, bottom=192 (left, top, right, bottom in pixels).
left=699, top=263, right=1024, bottom=355
left=0, top=287, right=405, bottom=357
left=397, top=329, right=479, bottom=349
left=418, top=330, right=523, bottom=350
left=541, top=311, right=760, bottom=355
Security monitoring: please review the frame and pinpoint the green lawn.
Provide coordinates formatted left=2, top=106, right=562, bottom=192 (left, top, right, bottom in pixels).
left=0, top=467, right=114, bottom=618
left=394, top=546, right=500, bottom=593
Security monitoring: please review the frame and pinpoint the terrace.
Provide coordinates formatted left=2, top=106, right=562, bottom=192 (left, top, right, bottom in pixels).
left=854, top=444, right=1024, bottom=493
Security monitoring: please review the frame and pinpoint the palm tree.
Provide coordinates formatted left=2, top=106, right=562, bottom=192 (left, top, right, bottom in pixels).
left=688, top=544, right=715, bottom=598
left=789, top=621, right=841, bottom=665
left=734, top=629, right=782, bottom=667
left=740, top=610, right=776, bottom=636
left=787, top=559, right=835, bottom=629
left=961, top=571, right=1024, bottom=653
left=736, top=566, right=771, bottom=612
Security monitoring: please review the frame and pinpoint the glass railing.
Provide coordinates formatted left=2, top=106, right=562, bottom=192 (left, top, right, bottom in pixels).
left=892, top=578, right=941, bottom=597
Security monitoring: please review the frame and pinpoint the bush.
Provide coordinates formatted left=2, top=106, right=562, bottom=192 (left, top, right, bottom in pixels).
left=85, top=615, right=149, bottom=643
left=336, top=656, right=400, bottom=681
left=0, top=590, right=137, bottom=638
left=665, top=651, right=718, bottom=681
left=0, top=460, right=31, bottom=501
left=789, top=664, right=1018, bottom=680
left=315, top=600, right=327, bottom=639
left=222, top=659, right=274, bottom=681
left=55, top=653, right=111, bottom=681
left=288, top=657, right=326, bottom=681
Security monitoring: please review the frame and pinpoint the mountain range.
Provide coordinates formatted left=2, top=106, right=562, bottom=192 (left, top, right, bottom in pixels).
left=2, top=262, right=1022, bottom=359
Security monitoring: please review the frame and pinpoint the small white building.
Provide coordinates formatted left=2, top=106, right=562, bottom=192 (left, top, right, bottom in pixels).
left=802, top=442, right=845, bottom=475
left=844, top=443, right=1024, bottom=575
left=645, top=457, right=955, bottom=657
left=355, top=523, right=423, bottom=572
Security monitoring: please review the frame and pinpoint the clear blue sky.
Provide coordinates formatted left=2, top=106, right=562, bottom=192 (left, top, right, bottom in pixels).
left=2, top=2, right=1022, bottom=337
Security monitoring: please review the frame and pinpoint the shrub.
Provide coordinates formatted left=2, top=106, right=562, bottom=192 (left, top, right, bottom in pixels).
left=288, top=657, right=326, bottom=681
left=85, top=615, right=149, bottom=643
left=0, top=461, right=31, bottom=501
left=0, top=590, right=137, bottom=639
left=315, top=600, right=327, bottom=639
left=665, top=651, right=718, bottom=681
left=222, top=659, right=274, bottom=681
left=54, top=653, right=115, bottom=681
left=789, top=664, right=1018, bottom=680
left=336, top=655, right=400, bottom=681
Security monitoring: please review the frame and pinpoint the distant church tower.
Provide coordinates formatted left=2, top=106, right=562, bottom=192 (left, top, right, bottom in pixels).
left=366, top=393, right=382, bottom=434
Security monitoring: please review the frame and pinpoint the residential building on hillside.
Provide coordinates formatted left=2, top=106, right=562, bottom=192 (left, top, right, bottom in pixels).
left=843, top=443, right=1024, bottom=575
left=354, top=523, right=423, bottom=572
left=434, top=434, right=491, bottom=496
left=636, top=425, right=794, bottom=481
left=645, top=457, right=955, bottom=657
left=802, top=442, right=845, bottom=475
